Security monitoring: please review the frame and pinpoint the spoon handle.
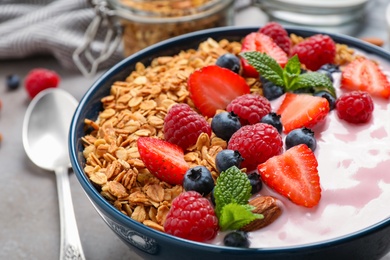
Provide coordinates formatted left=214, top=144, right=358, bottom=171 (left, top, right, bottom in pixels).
left=55, top=167, right=86, bottom=260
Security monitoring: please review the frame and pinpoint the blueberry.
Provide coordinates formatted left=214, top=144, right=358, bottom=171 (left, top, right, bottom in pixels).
left=6, top=74, right=20, bottom=90
left=319, top=63, right=340, bottom=73
left=211, top=111, right=241, bottom=141
left=316, top=64, right=340, bottom=82
left=224, top=231, right=250, bottom=248
left=215, top=149, right=244, bottom=173
left=247, top=172, right=262, bottom=194
left=183, top=166, right=214, bottom=196
left=260, top=112, right=283, bottom=134
left=285, top=127, right=317, bottom=151
left=262, top=80, right=285, bottom=101
left=215, top=53, right=241, bottom=74
left=314, top=90, right=336, bottom=110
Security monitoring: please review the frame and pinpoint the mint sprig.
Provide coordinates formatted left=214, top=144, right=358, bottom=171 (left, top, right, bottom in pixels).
left=214, top=166, right=263, bottom=230
left=241, top=52, right=336, bottom=97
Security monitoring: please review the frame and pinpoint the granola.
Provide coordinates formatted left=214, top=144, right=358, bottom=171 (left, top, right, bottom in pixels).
left=118, top=0, right=234, bottom=56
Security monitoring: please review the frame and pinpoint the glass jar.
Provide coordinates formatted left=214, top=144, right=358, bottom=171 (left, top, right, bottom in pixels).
left=107, top=0, right=235, bottom=56
left=73, top=0, right=236, bottom=77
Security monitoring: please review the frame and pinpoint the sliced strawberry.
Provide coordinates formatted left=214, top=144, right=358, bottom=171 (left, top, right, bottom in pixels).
left=241, top=32, right=289, bottom=78
left=277, top=93, right=330, bottom=133
left=257, top=144, right=321, bottom=208
left=187, top=65, right=250, bottom=118
left=137, top=137, right=189, bottom=185
left=341, top=57, right=390, bottom=99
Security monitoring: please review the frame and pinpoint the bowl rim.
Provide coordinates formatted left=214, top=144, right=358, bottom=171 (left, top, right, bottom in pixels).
left=69, top=25, right=390, bottom=253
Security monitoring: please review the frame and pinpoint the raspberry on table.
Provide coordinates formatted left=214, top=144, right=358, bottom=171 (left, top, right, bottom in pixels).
left=228, top=123, right=283, bottom=172
left=24, top=68, right=60, bottom=99
left=164, top=191, right=219, bottom=242
left=291, top=34, right=336, bottom=71
left=259, top=22, right=291, bottom=55
left=336, top=91, right=374, bottom=124
left=164, top=103, right=211, bottom=150
left=226, top=94, right=271, bottom=125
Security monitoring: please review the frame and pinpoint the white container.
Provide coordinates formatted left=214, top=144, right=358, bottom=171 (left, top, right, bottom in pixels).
left=256, top=0, right=370, bottom=34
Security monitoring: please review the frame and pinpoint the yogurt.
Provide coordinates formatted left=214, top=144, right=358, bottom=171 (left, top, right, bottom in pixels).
left=211, top=62, right=390, bottom=248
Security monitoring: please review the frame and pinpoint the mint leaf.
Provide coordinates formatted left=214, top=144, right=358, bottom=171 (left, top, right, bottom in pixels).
left=292, top=72, right=336, bottom=97
left=219, top=203, right=263, bottom=231
left=284, top=55, right=301, bottom=75
left=240, top=51, right=336, bottom=97
left=214, top=166, right=252, bottom=218
left=240, top=51, right=284, bottom=86
left=282, top=55, right=301, bottom=89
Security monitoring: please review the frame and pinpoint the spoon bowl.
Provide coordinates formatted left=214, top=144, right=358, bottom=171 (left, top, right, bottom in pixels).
left=23, top=88, right=86, bottom=260
left=23, top=89, right=76, bottom=170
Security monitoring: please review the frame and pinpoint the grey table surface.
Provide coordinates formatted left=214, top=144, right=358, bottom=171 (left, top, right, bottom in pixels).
left=1, top=1, right=390, bottom=259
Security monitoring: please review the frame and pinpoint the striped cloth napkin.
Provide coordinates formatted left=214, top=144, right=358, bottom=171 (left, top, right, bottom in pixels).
left=0, top=0, right=124, bottom=72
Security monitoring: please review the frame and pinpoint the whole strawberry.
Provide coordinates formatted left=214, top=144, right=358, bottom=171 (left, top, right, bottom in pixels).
left=336, top=91, right=374, bottom=124
left=137, top=137, right=189, bottom=185
left=228, top=123, right=283, bottom=171
left=25, top=68, right=60, bottom=99
left=259, top=22, right=291, bottom=55
left=164, top=103, right=211, bottom=150
left=164, top=191, right=219, bottom=242
left=226, top=93, right=271, bottom=125
left=291, top=34, right=336, bottom=71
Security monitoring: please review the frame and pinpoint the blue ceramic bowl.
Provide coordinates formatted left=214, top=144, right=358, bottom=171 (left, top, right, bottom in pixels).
left=69, top=26, right=390, bottom=260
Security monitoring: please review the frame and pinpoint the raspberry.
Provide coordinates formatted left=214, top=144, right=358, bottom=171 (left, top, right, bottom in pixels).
left=336, top=91, right=374, bottom=124
left=164, top=103, right=211, bottom=150
left=228, top=123, right=283, bottom=171
left=226, top=94, right=271, bottom=125
left=24, top=68, right=60, bottom=99
left=291, top=34, right=336, bottom=71
left=164, top=191, right=219, bottom=242
left=259, top=22, right=291, bottom=55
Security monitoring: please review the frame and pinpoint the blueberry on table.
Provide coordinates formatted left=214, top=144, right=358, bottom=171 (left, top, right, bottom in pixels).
left=215, top=53, right=241, bottom=74
left=224, top=231, right=250, bottom=248
left=6, top=74, right=20, bottom=90
left=211, top=111, right=241, bottom=141
left=215, top=149, right=244, bottom=173
left=285, top=127, right=317, bottom=151
left=260, top=112, right=283, bottom=134
left=183, top=166, right=214, bottom=196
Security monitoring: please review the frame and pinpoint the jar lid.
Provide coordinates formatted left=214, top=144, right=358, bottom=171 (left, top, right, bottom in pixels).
left=106, top=0, right=234, bottom=23
left=265, top=0, right=369, bottom=9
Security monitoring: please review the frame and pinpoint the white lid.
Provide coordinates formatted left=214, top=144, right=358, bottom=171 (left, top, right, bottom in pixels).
left=267, top=0, right=369, bottom=8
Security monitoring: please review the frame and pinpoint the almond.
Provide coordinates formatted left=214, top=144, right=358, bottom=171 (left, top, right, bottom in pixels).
left=240, top=196, right=282, bottom=232
left=360, top=37, right=384, bottom=47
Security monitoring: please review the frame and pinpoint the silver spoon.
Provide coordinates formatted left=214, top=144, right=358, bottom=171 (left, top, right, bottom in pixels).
left=22, top=88, right=86, bottom=260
